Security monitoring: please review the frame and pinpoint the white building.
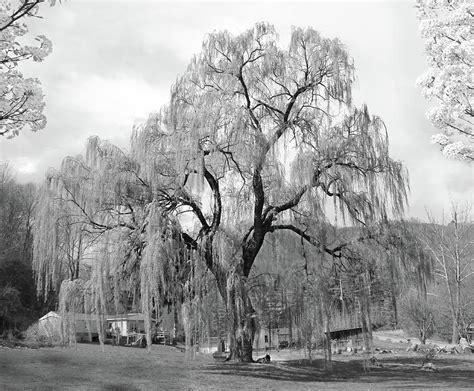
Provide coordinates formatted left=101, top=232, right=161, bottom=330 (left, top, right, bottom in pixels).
left=38, top=311, right=100, bottom=342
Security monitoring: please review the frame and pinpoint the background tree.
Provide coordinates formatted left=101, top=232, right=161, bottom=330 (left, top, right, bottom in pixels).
left=372, top=220, right=434, bottom=329
left=382, top=221, right=436, bottom=346
left=34, top=24, right=409, bottom=361
left=421, top=204, right=474, bottom=343
left=33, top=160, right=102, bottom=297
left=33, top=138, right=193, bottom=348
left=0, top=162, right=52, bottom=334
left=401, top=289, right=436, bottom=345
left=0, top=0, right=53, bottom=138
left=416, top=0, right=473, bottom=161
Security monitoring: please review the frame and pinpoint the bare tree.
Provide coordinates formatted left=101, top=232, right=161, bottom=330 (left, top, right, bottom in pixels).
left=401, top=290, right=436, bottom=345
left=422, top=203, right=474, bottom=343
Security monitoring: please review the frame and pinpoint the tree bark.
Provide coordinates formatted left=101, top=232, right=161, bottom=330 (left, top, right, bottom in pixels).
left=225, top=275, right=256, bottom=362
left=452, top=317, right=458, bottom=344
left=210, top=261, right=256, bottom=362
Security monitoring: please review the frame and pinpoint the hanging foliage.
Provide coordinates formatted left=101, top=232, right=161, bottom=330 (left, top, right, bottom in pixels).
left=33, top=24, right=410, bottom=361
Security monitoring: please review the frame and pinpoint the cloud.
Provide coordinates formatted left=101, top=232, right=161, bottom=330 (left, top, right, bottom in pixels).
left=1, top=71, right=166, bottom=181
left=9, top=157, right=38, bottom=175
left=56, top=71, right=166, bottom=134
left=0, top=1, right=471, bottom=222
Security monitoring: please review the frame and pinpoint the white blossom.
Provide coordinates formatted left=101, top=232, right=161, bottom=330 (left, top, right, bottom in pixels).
left=442, top=141, right=474, bottom=161
left=431, top=133, right=450, bottom=146
left=0, top=0, right=53, bottom=138
left=417, top=0, right=473, bottom=162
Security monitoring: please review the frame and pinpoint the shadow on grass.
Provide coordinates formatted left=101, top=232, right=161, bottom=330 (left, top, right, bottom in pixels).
left=0, top=349, right=72, bottom=380
left=102, top=384, right=141, bottom=391
left=380, top=354, right=473, bottom=366
left=37, top=353, right=73, bottom=366
left=201, top=356, right=474, bottom=387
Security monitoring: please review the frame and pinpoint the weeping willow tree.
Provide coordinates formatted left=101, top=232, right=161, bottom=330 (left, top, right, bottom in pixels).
left=34, top=24, right=408, bottom=361
left=33, top=137, right=195, bottom=349
left=33, top=164, right=92, bottom=297
left=138, top=23, right=408, bottom=361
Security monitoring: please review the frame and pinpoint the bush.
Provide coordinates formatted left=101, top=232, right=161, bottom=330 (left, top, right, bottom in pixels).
left=24, top=322, right=61, bottom=348
left=401, top=293, right=436, bottom=344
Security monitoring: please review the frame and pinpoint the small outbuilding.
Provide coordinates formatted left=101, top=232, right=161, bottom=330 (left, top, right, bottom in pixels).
left=38, top=311, right=61, bottom=341
left=106, top=313, right=161, bottom=346
left=327, top=326, right=364, bottom=352
left=38, top=311, right=101, bottom=342
left=105, top=313, right=152, bottom=336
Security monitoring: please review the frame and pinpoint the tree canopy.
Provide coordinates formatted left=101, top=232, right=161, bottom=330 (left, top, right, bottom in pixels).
left=417, top=0, right=473, bottom=161
left=33, top=24, right=409, bottom=360
left=0, top=0, right=53, bottom=138
left=0, top=162, right=52, bottom=333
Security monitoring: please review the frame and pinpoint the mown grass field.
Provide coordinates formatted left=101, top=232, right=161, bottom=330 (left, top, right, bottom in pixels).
left=1, top=343, right=474, bottom=390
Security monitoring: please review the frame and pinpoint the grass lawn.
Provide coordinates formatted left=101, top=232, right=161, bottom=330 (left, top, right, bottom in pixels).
left=1, top=343, right=474, bottom=390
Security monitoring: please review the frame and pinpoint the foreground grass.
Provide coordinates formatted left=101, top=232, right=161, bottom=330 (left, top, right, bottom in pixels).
left=1, top=343, right=474, bottom=390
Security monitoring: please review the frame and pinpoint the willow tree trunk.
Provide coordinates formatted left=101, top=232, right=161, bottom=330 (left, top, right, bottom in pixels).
left=216, top=270, right=256, bottom=362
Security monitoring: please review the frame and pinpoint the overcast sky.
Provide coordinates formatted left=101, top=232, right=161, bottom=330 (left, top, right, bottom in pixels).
left=0, top=0, right=472, bottom=220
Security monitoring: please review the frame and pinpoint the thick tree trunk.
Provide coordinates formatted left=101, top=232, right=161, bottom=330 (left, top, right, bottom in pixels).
left=202, top=232, right=256, bottom=362
left=218, top=269, right=256, bottom=362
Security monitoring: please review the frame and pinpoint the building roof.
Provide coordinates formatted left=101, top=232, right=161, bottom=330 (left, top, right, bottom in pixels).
left=39, top=312, right=156, bottom=322
left=327, top=327, right=363, bottom=340
left=39, top=311, right=61, bottom=321
left=106, top=313, right=156, bottom=322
